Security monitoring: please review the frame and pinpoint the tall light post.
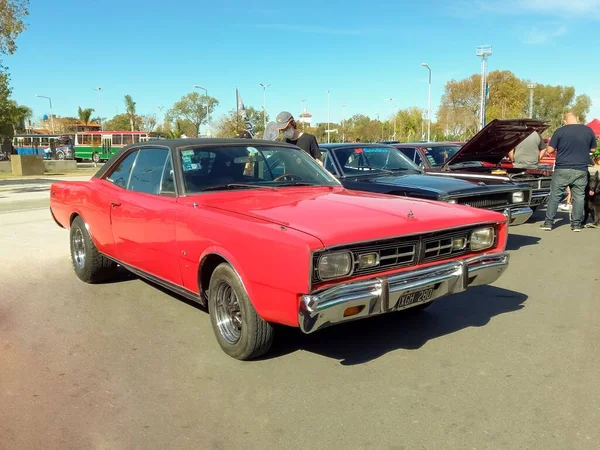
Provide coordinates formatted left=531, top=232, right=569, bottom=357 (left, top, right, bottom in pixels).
left=259, top=83, right=270, bottom=130
left=476, top=46, right=492, bottom=130
left=93, top=88, right=103, bottom=131
left=385, top=98, right=395, bottom=140
left=301, top=99, right=306, bottom=130
left=193, top=85, right=209, bottom=135
left=527, top=83, right=535, bottom=119
left=421, top=63, right=431, bottom=142
left=36, top=94, right=55, bottom=133
left=342, top=104, right=346, bottom=142
left=375, top=112, right=383, bottom=141
left=327, top=90, right=331, bottom=143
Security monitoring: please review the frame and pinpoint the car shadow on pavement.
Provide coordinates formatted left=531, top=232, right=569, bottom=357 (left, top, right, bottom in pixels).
left=506, top=234, right=540, bottom=250
left=267, top=286, right=527, bottom=365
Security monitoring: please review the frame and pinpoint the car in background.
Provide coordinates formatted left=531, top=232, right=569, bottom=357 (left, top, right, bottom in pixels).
left=320, top=142, right=533, bottom=226
left=391, top=119, right=553, bottom=211
left=49, top=138, right=511, bottom=360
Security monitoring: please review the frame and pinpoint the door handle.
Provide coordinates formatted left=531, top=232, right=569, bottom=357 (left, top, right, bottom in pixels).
left=111, top=202, right=121, bottom=207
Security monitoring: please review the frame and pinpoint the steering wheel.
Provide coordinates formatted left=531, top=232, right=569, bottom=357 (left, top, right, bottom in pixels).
left=273, top=174, right=302, bottom=182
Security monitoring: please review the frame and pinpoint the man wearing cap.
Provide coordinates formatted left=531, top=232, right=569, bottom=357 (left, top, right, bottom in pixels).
left=274, top=111, right=322, bottom=165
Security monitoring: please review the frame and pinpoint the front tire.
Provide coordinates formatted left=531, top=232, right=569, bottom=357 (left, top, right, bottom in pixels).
left=92, top=152, right=100, bottom=164
left=208, top=263, right=274, bottom=360
left=70, top=216, right=116, bottom=283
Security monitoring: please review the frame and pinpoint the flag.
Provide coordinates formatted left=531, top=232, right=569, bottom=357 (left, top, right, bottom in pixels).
left=236, top=88, right=255, bottom=138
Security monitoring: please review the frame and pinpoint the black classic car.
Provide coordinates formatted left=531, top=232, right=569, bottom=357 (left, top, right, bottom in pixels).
left=391, top=119, right=553, bottom=210
left=320, top=143, right=533, bottom=226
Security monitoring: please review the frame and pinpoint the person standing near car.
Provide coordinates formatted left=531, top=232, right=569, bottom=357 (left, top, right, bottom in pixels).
left=508, top=130, right=547, bottom=169
left=541, top=112, right=597, bottom=232
left=274, top=111, right=322, bottom=165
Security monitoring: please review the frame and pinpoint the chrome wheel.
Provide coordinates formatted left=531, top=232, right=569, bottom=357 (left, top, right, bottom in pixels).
left=92, top=153, right=100, bottom=163
left=214, top=281, right=242, bottom=344
left=72, top=228, right=86, bottom=269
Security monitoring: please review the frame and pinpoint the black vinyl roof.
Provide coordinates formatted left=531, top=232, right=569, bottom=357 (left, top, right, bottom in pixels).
left=93, top=138, right=299, bottom=179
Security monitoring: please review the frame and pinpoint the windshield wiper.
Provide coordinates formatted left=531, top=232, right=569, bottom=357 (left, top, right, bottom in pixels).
left=275, top=181, right=316, bottom=187
left=354, top=167, right=394, bottom=175
left=201, top=183, right=274, bottom=192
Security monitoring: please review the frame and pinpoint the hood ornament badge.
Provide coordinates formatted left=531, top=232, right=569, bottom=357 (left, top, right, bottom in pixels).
left=407, top=209, right=415, bottom=218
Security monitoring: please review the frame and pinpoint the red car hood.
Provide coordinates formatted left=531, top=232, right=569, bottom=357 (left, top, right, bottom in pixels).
left=444, top=119, right=549, bottom=167
left=191, top=187, right=506, bottom=248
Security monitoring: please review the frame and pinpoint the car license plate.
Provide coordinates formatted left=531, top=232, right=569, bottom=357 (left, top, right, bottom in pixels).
left=397, top=287, right=434, bottom=309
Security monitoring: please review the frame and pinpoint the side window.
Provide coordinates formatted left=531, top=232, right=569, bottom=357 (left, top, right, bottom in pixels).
left=160, top=153, right=175, bottom=194
left=398, top=147, right=415, bottom=161
left=128, top=148, right=170, bottom=195
left=323, top=150, right=337, bottom=175
left=106, top=151, right=138, bottom=188
left=413, top=150, right=424, bottom=166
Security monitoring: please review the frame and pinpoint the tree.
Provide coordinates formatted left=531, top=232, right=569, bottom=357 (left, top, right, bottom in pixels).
left=0, top=0, right=29, bottom=57
left=532, top=85, right=591, bottom=134
left=104, top=113, right=136, bottom=131
left=124, top=95, right=136, bottom=131
left=213, top=106, right=267, bottom=138
left=165, top=92, right=219, bottom=138
left=77, top=107, right=94, bottom=126
left=139, top=113, right=157, bottom=132
left=7, top=100, right=31, bottom=134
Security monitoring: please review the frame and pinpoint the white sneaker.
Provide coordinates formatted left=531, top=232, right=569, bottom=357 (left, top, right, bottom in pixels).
left=558, top=203, right=572, bottom=212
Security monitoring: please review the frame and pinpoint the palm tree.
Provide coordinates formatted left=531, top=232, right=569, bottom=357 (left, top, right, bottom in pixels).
left=124, top=95, right=136, bottom=131
left=77, top=107, right=95, bottom=126
left=8, top=102, right=32, bottom=134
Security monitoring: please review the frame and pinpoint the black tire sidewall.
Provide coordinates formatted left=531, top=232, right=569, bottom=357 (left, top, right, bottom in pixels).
left=70, top=217, right=93, bottom=281
left=208, top=264, right=269, bottom=360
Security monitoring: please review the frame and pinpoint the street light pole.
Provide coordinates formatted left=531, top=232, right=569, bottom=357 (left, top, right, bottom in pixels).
left=342, top=104, right=346, bottom=142
left=259, top=83, right=271, bottom=131
left=193, top=85, right=209, bottom=135
left=385, top=98, right=395, bottom=140
left=421, top=63, right=431, bottom=142
left=94, top=88, right=103, bottom=131
left=327, top=90, right=331, bottom=144
left=36, top=94, right=55, bottom=133
left=527, top=83, right=535, bottom=119
left=301, top=100, right=306, bottom=130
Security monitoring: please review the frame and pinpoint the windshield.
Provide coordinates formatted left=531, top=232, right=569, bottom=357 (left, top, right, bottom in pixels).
left=180, top=145, right=340, bottom=193
left=332, top=146, right=420, bottom=176
left=423, top=145, right=462, bottom=167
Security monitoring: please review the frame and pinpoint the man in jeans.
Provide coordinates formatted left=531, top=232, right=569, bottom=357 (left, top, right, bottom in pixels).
left=541, top=112, right=597, bottom=232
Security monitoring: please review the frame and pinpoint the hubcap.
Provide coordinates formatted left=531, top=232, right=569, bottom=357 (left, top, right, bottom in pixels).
left=72, top=228, right=86, bottom=269
left=214, top=282, right=242, bottom=344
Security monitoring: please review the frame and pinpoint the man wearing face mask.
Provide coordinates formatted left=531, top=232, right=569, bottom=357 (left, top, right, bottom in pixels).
left=274, top=111, right=322, bottom=165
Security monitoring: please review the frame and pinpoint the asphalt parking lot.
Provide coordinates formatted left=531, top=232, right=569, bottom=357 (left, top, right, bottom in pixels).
left=1, top=178, right=599, bottom=450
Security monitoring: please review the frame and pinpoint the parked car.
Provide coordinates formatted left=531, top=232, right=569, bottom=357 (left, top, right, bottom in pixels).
left=392, top=119, right=553, bottom=211
left=320, top=143, right=533, bottom=226
left=50, top=139, right=511, bottom=360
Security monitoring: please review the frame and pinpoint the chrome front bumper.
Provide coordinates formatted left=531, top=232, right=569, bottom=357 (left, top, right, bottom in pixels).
left=530, top=189, right=550, bottom=207
left=298, top=252, right=510, bottom=334
left=502, top=206, right=533, bottom=226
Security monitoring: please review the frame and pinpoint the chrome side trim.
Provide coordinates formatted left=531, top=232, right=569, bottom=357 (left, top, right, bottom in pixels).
left=298, top=252, right=509, bottom=334
left=105, top=257, right=203, bottom=305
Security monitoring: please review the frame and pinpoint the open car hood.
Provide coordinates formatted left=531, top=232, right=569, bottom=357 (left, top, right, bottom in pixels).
left=443, top=119, right=549, bottom=168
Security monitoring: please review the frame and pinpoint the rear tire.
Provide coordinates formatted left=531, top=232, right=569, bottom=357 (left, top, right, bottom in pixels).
left=92, top=152, right=100, bottom=164
left=70, top=216, right=116, bottom=283
left=208, top=263, right=274, bottom=360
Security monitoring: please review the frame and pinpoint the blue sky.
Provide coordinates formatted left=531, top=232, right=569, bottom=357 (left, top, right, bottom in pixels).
left=6, top=0, right=600, bottom=132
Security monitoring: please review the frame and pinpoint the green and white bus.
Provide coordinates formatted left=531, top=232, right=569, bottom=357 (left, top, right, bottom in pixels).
left=73, top=131, right=163, bottom=162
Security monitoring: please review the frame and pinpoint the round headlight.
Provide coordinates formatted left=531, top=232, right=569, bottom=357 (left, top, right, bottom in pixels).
left=318, top=252, right=353, bottom=280
left=470, top=227, right=495, bottom=251
left=512, top=191, right=525, bottom=203
left=446, top=199, right=457, bottom=204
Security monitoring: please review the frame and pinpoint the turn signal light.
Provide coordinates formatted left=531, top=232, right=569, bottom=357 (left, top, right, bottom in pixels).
left=343, top=305, right=365, bottom=317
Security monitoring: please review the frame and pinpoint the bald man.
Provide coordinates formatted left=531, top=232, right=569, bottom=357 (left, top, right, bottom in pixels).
left=540, top=112, right=597, bottom=232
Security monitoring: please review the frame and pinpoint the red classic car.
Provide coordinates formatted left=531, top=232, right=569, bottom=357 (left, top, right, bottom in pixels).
left=392, top=119, right=554, bottom=210
left=50, top=139, right=511, bottom=360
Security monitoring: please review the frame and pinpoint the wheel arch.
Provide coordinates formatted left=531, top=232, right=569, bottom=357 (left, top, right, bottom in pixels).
left=198, top=249, right=255, bottom=310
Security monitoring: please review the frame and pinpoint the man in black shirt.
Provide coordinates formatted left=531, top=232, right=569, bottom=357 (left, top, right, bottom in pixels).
left=541, top=112, right=597, bottom=232
left=274, top=111, right=322, bottom=165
